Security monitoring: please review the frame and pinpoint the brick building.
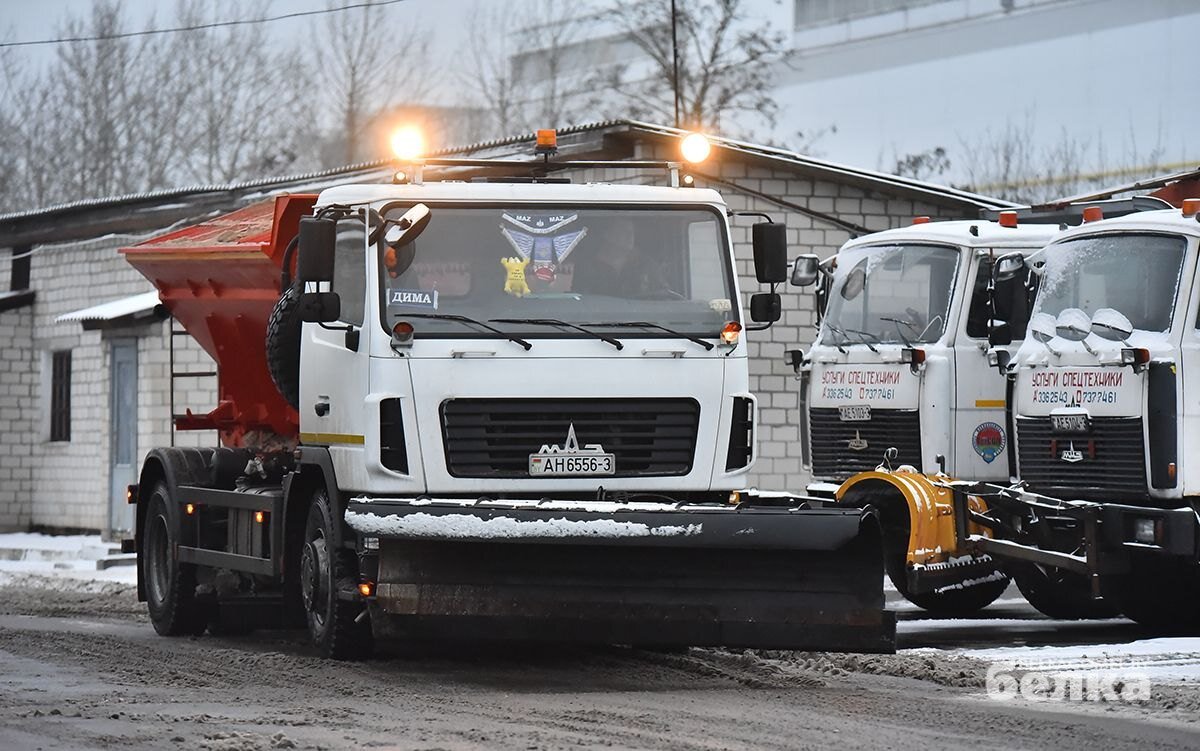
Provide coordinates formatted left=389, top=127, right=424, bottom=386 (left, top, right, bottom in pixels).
left=0, top=121, right=1010, bottom=536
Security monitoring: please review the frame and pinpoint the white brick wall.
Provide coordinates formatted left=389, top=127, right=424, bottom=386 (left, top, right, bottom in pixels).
left=0, top=307, right=36, bottom=531
left=0, top=234, right=218, bottom=533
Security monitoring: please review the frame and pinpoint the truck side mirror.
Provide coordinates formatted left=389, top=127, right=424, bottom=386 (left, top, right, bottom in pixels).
left=752, top=223, right=788, bottom=283
left=750, top=292, right=782, bottom=323
left=383, top=203, right=432, bottom=250
left=785, top=348, right=805, bottom=372
left=987, top=347, right=1011, bottom=371
left=298, top=291, right=341, bottom=323
left=790, top=255, right=820, bottom=287
left=296, top=216, right=337, bottom=283
left=987, top=319, right=1012, bottom=346
left=993, top=252, right=1027, bottom=283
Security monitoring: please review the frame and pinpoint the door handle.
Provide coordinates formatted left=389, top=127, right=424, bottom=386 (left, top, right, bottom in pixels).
left=314, top=401, right=330, bottom=417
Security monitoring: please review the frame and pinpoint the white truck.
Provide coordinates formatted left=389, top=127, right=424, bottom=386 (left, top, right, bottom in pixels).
left=120, top=134, right=895, bottom=658
left=998, top=200, right=1200, bottom=624
left=818, top=197, right=1200, bottom=625
left=786, top=214, right=1058, bottom=611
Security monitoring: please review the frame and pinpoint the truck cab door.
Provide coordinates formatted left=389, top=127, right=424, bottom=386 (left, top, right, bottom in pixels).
left=953, top=253, right=1033, bottom=480
left=299, top=221, right=371, bottom=489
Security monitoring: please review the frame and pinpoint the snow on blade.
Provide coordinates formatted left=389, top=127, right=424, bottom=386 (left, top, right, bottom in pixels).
left=345, top=510, right=702, bottom=540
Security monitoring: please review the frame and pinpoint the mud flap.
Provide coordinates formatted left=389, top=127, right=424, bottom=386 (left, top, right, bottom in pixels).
left=346, top=499, right=896, bottom=654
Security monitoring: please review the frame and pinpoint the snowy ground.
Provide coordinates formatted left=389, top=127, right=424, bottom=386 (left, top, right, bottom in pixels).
left=1, top=533, right=1199, bottom=748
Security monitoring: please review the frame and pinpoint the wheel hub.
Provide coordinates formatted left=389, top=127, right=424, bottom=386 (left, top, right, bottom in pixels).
left=299, top=538, right=329, bottom=614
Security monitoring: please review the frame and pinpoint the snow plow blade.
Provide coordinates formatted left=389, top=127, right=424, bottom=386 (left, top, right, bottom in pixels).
left=346, top=498, right=896, bottom=653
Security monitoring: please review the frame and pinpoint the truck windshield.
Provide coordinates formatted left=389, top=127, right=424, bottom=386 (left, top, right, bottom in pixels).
left=821, top=243, right=959, bottom=345
left=1034, top=233, right=1187, bottom=333
left=378, top=205, right=737, bottom=337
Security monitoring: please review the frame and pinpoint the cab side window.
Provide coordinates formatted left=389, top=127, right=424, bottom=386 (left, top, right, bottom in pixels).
left=332, top=223, right=365, bottom=326
left=966, top=256, right=1039, bottom=339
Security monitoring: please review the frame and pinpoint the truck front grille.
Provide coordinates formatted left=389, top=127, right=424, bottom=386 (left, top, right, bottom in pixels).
left=1016, top=416, right=1147, bottom=499
left=809, top=408, right=921, bottom=479
left=441, top=398, right=700, bottom=478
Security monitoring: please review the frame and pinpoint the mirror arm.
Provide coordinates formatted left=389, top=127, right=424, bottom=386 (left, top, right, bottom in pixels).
left=729, top=210, right=774, bottom=223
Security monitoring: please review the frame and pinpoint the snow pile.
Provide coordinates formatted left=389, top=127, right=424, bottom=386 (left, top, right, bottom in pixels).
left=0, top=532, right=136, bottom=586
left=345, top=510, right=703, bottom=540
left=966, top=637, right=1200, bottom=684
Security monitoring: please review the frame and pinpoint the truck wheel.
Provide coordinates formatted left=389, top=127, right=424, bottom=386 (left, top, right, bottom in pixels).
left=1013, top=564, right=1119, bottom=620
left=300, top=487, right=372, bottom=660
left=142, top=484, right=207, bottom=636
left=265, top=284, right=302, bottom=409
left=886, top=553, right=1010, bottom=615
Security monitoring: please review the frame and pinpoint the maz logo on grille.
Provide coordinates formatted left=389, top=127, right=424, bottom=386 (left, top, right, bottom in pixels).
left=846, top=430, right=868, bottom=451
left=1060, top=441, right=1084, bottom=463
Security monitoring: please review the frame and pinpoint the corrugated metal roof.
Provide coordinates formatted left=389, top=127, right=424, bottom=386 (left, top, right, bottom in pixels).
left=0, top=119, right=1009, bottom=229
left=57, top=290, right=159, bottom=323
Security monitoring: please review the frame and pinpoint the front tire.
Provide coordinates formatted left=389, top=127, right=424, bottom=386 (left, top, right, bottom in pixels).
left=142, top=484, right=207, bottom=636
left=1013, top=564, right=1119, bottom=620
left=300, top=487, right=372, bottom=660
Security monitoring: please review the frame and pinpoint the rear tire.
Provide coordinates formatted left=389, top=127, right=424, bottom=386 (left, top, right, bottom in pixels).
left=300, top=487, right=373, bottom=660
left=1013, top=564, right=1119, bottom=620
left=142, top=484, right=208, bottom=636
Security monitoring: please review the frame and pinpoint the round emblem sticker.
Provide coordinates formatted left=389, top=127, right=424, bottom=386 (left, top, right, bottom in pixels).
left=972, top=422, right=1006, bottom=464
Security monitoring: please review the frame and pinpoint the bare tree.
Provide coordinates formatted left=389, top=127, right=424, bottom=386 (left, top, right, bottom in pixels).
left=951, top=115, right=1170, bottom=204
left=598, top=0, right=786, bottom=134
left=0, top=48, right=60, bottom=208
left=890, top=146, right=950, bottom=182
left=511, top=1, right=593, bottom=128
left=462, top=3, right=523, bottom=135
left=170, top=1, right=311, bottom=183
left=462, top=0, right=592, bottom=136
left=314, top=0, right=436, bottom=164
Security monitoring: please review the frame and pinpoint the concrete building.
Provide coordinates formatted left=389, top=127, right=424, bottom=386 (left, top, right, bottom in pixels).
left=0, top=121, right=1009, bottom=537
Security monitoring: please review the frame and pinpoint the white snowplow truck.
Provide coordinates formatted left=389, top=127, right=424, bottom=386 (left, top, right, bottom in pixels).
left=814, top=198, right=1200, bottom=626
left=120, top=134, right=895, bottom=659
left=784, top=199, right=1171, bottom=616
left=990, top=200, right=1200, bottom=625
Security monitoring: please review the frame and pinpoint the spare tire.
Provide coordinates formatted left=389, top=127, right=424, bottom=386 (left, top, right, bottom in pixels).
left=266, top=284, right=303, bottom=409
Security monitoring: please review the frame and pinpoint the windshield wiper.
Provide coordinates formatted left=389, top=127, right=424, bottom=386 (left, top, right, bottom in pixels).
left=878, top=317, right=915, bottom=347
left=847, top=329, right=881, bottom=353
left=401, top=313, right=532, bottom=350
left=584, top=321, right=715, bottom=351
left=821, top=323, right=850, bottom=354
left=490, top=318, right=623, bottom=350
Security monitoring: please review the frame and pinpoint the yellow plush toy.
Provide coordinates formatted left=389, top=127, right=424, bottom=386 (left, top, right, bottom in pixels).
left=501, top=256, right=531, bottom=297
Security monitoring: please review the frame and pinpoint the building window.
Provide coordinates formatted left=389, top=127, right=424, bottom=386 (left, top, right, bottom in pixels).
left=50, top=350, right=71, bottom=442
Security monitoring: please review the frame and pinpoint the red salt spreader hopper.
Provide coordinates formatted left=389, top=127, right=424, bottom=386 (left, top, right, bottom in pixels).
left=122, top=195, right=316, bottom=446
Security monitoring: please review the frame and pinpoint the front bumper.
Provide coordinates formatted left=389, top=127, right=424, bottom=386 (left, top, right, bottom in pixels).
left=947, top=482, right=1199, bottom=576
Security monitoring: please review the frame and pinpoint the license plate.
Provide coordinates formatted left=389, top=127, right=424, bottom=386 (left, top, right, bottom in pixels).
left=529, top=453, right=616, bottom=476
left=839, top=405, right=871, bottom=422
left=1051, top=414, right=1090, bottom=434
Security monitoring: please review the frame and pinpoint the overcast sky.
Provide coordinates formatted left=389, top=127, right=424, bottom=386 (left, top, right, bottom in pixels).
left=6, top=0, right=1194, bottom=189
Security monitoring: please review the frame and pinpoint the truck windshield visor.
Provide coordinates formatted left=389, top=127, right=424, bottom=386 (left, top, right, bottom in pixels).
left=378, top=204, right=737, bottom=337
left=1034, top=232, right=1187, bottom=333
left=821, top=243, right=959, bottom=345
